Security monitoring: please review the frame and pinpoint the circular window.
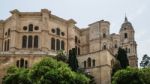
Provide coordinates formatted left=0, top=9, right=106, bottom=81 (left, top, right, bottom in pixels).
left=34, top=26, right=39, bottom=30
left=61, top=32, right=65, bottom=36
left=51, top=29, right=55, bottom=33
left=23, top=26, right=27, bottom=30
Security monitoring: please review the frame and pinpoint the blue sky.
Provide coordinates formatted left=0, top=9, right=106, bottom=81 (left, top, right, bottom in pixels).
left=0, top=0, right=150, bottom=66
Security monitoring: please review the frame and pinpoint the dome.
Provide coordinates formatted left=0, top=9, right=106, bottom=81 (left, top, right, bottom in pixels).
left=120, top=16, right=134, bottom=32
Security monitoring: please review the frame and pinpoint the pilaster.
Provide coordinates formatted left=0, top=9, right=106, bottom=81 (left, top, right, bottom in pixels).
left=41, top=9, right=51, bottom=51
left=67, top=19, right=76, bottom=53
left=10, top=9, right=20, bottom=51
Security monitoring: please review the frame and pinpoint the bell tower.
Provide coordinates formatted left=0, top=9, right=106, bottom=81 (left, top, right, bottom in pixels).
left=119, top=16, right=138, bottom=67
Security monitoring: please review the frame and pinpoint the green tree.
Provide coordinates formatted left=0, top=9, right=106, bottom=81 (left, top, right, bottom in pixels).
left=111, top=60, right=121, bottom=76
left=116, top=47, right=129, bottom=69
left=85, top=74, right=96, bottom=84
left=78, top=69, right=96, bottom=84
left=140, top=54, right=150, bottom=68
left=139, top=68, right=150, bottom=84
left=55, top=50, right=68, bottom=63
left=3, top=57, right=90, bottom=84
left=112, top=67, right=150, bottom=84
left=68, top=48, right=79, bottom=71
left=2, top=67, right=31, bottom=84
left=112, top=67, right=143, bottom=84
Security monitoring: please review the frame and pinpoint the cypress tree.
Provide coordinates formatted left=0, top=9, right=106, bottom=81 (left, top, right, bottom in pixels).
left=68, top=49, right=73, bottom=68
left=117, top=47, right=129, bottom=69
left=68, top=48, right=79, bottom=71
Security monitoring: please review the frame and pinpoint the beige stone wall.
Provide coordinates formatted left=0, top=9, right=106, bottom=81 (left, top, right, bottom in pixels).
left=0, top=9, right=138, bottom=84
left=110, top=34, right=120, bottom=55
left=80, top=29, right=89, bottom=55
left=77, top=50, right=116, bottom=84
left=0, top=9, right=138, bottom=65
left=89, top=22, right=100, bottom=41
left=1, top=9, right=72, bottom=54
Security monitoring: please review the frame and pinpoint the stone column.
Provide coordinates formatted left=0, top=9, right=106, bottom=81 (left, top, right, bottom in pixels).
left=9, top=9, right=20, bottom=52
left=41, top=9, right=51, bottom=52
left=0, top=21, right=4, bottom=51
left=66, top=19, right=76, bottom=54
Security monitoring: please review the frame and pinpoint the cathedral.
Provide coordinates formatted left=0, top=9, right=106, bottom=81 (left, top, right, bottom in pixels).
left=0, top=9, right=137, bottom=84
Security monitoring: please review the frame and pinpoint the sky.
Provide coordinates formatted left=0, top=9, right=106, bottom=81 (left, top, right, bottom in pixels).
left=0, top=0, right=150, bottom=66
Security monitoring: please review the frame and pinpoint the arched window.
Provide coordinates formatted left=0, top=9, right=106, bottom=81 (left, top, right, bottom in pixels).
left=34, top=26, right=39, bottom=30
left=61, top=32, right=65, bottom=36
left=124, top=33, right=128, bottom=38
left=51, top=38, right=55, bottom=50
left=56, top=39, right=60, bottom=50
left=28, top=36, right=33, bottom=48
left=25, top=60, right=28, bottom=68
left=124, top=28, right=127, bottom=30
left=75, top=46, right=78, bottom=55
left=16, top=60, right=20, bottom=68
left=4, top=41, right=7, bottom=51
left=5, top=32, right=7, bottom=36
left=78, top=47, right=80, bottom=55
left=34, top=36, right=38, bottom=48
left=20, top=58, right=24, bottom=68
left=84, top=61, right=86, bottom=68
left=128, top=48, right=130, bottom=53
left=87, top=58, right=91, bottom=67
left=56, top=28, right=60, bottom=35
left=125, top=47, right=128, bottom=52
left=61, top=40, right=65, bottom=50
left=78, top=40, right=80, bottom=43
left=8, top=29, right=10, bottom=36
left=115, top=44, right=117, bottom=48
left=103, top=45, right=106, bottom=50
left=103, top=42, right=107, bottom=50
left=22, top=36, right=27, bottom=48
left=7, top=39, right=10, bottom=51
left=29, top=24, right=33, bottom=32
left=75, top=36, right=78, bottom=43
left=93, top=59, right=95, bottom=67
left=16, top=58, right=28, bottom=68
left=103, top=33, right=106, bottom=38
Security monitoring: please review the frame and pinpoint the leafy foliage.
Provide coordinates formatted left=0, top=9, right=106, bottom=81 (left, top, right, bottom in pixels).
left=3, top=57, right=90, bottom=84
left=112, top=67, right=150, bottom=84
left=112, top=48, right=128, bottom=76
left=139, top=68, right=150, bottom=84
left=77, top=69, right=96, bottom=84
left=2, top=67, right=31, bottom=84
left=140, top=54, right=150, bottom=68
left=85, top=74, right=96, bottom=84
left=55, top=50, right=68, bottom=63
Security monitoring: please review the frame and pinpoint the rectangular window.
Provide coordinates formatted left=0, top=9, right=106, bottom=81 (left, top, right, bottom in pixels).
left=124, top=33, right=128, bottom=38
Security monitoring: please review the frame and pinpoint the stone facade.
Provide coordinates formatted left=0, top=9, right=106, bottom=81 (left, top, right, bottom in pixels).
left=0, top=9, right=137, bottom=84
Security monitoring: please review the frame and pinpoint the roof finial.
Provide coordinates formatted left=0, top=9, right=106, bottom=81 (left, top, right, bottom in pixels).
left=125, top=13, right=128, bottom=23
